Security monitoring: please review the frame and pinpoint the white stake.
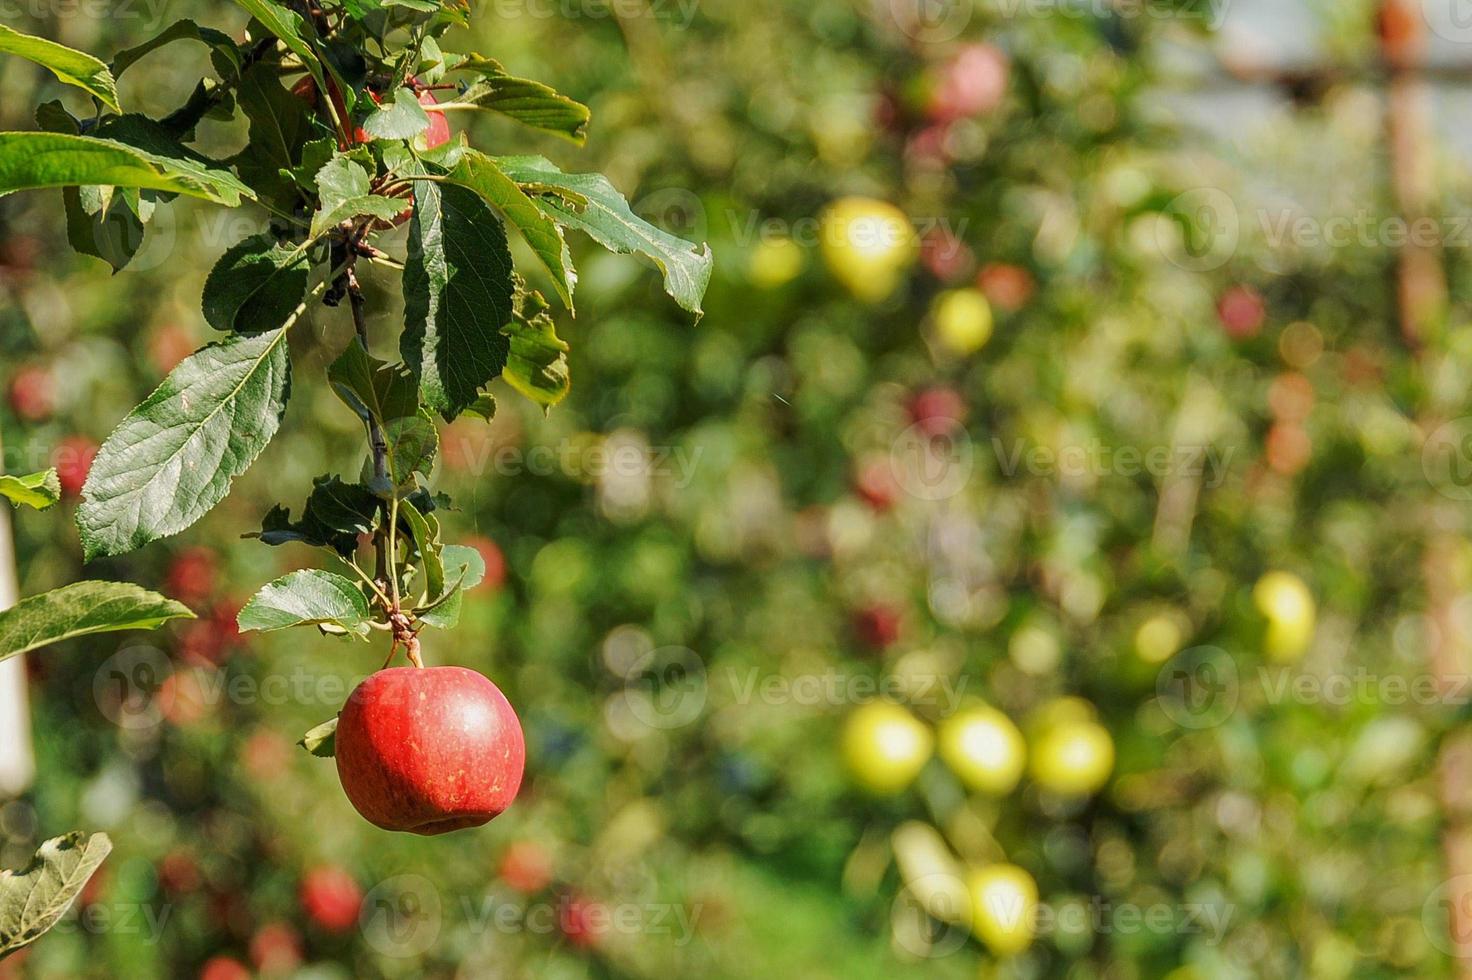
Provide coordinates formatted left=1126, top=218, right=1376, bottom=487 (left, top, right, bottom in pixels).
left=0, top=425, right=36, bottom=797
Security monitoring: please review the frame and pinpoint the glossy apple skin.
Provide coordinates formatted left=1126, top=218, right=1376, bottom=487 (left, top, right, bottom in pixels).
left=335, top=666, right=525, bottom=835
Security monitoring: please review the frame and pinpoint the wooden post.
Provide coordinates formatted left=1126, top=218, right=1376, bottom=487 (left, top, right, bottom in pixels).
left=0, top=422, right=35, bottom=797
left=1379, top=1, right=1470, bottom=974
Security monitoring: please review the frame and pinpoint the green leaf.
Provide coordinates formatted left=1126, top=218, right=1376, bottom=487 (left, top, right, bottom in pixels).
left=502, top=280, right=570, bottom=408
left=0, top=132, right=250, bottom=204
left=328, top=338, right=418, bottom=426
left=399, top=498, right=444, bottom=600
left=203, top=234, right=310, bottom=333
left=77, top=329, right=292, bottom=561
left=0, top=470, right=60, bottom=511
left=449, top=56, right=589, bottom=144
left=111, top=20, right=239, bottom=80
left=63, top=187, right=146, bottom=272
left=464, top=392, right=497, bottom=422
left=0, top=24, right=119, bottom=112
left=299, top=718, right=337, bottom=757
left=255, top=476, right=379, bottom=555
left=231, top=63, right=324, bottom=209
left=494, top=155, right=711, bottom=318
left=402, top=180, right=516, bottom=419
left=0, top=583, right=194, bottom=663
left=311, top=156, right=406, bottom=237
left=415, top=543, right=485, bottom=630
left=379, top=412, right=438, bottom=492
left=444, top=150, right=575, bottom=309
left=230, top=0, right=333, bottom=105
left=90, top=114, right=252, bottom=205
left=361, top=88, right=430, bottom=141
left=0, top=833, right=112, bottom=959
left=237, top=569, right=372, bottom=635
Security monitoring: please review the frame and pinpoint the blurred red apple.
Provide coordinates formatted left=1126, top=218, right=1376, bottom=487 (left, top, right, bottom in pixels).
left=919, top=228, right=975, bottom=283
left=249, top=921, right=302, bottom=974
left=198, top=957, right=249, bottom=980
left=977, top=262, right=1034, bottom=312
left=928, top=43, right=1009, bottom=122
left=854, top=457, right=900, bottom=511
left=158, top=849, right=201, bottom=896
left=55, top=436, right=98, bottom=498
left=300, top=866, right=363, bottom=933
left=559, top=893, right=607, bottom=949
left=7, top=366, right=54, bottom=422
left=148, top=323, right=196, bottom=374
left=1217, top=285, right=1266, bottom=340
left=499, top=840, right=554, bottom=894
left=908, top=387, right=967, bottom=437
left=167, top=547, right=218, bottom=604
left=335, top=666, right=525, bottom=834
left=852, top=604, right=902, bottom=650
left=466, top=534, right=507, bottom=591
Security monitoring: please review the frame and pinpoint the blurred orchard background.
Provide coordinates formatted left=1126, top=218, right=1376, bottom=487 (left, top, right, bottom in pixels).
left=6, top=0, right=1472, bottom=976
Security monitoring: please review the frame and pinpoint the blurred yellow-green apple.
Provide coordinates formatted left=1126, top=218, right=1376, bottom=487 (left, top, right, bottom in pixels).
left=819, top=197, right=915, bottom=301
left=938, top=706, right=1026, bottom=794
left=1253, top=571, right=1315, bottom=662
left=1029, top=698, right=1114, bottom=796
left=842, top=701, right=932, bottom=794
left=930, top=288, right=993, bottom=355
left=966, top=863, right=1037, bottom=956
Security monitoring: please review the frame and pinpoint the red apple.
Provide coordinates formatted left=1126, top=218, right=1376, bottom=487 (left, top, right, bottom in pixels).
left=499, top=840, right=554, bottom=894
left=198, top=957, right=250, bottom=980
left=977, top=262, right=1034, bottom=312
left=908, top=387, right=967, bottom=438
left=559, top=893, right=607, bottom=949
left=854, top=457, right=900, bottom=511
left=466, top=534, right=507, bottom=592
left=928, top=43, right=1009, bottom=122
left=158, top=849, right=201, bottom=896
left=852, top=605, right=902, bottom=650
left=249, top=921, right=302, bottom=974
left=7, top=366, right=54, bottom=422
left=1217, top=284, right=1266, bottom=340
left=167, top=547, right=218, bottom=604
left=300, top=865, right=363, bottom=933
left=335, top=666, right=525, bottom=834
left=919, top=228, right=974, bottom=283
left=55, top=436, right=98, bottom=498
left=419, top=88, right=451, bottom=149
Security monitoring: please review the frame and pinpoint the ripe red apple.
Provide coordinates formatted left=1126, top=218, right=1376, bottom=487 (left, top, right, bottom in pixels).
left=927, top=43, right=1009, bottom=122
left=7, top=366, right=54, bottom=422
left=919, top=228, right=974, bottom=283
left=300, top=866, right=363, bottom=933
left=198, top=957, right=249, bottom=980
left=854, top=457, right=900, bottom=511
left=157, top=849, right=201, bottom=896
left=335, top=666, right=525, bottom=834
left=56, top=436, right=98, bottom=498
left=977, top=262, right=1034, bottom=312
left=499, top=840, right=554, bottom=894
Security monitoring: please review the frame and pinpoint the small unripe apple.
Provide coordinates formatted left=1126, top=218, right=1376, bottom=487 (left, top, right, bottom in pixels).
left=819, top=197, right=916, bottom=302
left=966, top=863, right=1037, bottom=956
left=747, top=237, right=806, bottom=289
left=1133, top=611, right=1186, bottom=665
left=931, top=288, right=993, bottom=355
left=300, top=865, right=363, bottom=933
left=937, top=706, right=1025, bottom=795
left=841, top=701, right=932, bottom=794
left=1029, top=700, right=1114, bottom=797
left=1253, top=570, right=1315, bottom=662
left=335, top=666, right=526, bottom=834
